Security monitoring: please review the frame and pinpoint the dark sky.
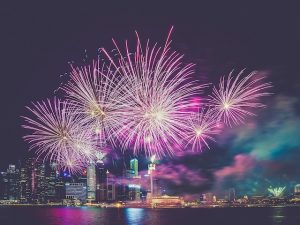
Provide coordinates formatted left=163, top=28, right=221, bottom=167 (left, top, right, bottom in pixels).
left=1, top=2, right=300, bottom=195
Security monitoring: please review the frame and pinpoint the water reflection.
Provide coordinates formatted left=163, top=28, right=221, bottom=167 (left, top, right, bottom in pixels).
left=1, top=207, right=299, bottom=225
left=125, top=208, right=145, bottom=225
left=271, top=207, right=286, bottom=225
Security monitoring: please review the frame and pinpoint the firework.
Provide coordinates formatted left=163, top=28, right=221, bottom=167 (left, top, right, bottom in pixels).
left=22, top=98, right=99, bottom=173
left=268, top=186, right=286, bottom=197
left=184, top=108, right=221, bottom=151
left=209, top=70, right=272, bottom=126
left=62, top=60, right=128, bottom=146
left=101, top=27, right=206, bottom=156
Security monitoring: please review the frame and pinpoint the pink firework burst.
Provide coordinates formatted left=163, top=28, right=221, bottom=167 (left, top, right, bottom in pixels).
left=22, top=98, right=100, bottom=173
left=209, top=69, right=272, bottom=126
left=101, top=27, right=206, bottom=157
left=185, top=108, right=221, bottom=151
left=62, top=60, right=128, bottom=147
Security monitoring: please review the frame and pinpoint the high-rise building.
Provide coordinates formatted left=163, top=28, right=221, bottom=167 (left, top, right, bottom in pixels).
left=18, top=158, right=47, bottom=203
left=19, top=166, right=28, bottom=202
left=44, top=164, right=57, bottom=202
left=105, top=170, right=116, bottom=201
left=55, top=177, right=65, bottom=201
left=126, top=159, right=141, bottom=201
left=6, top=164, right=20, bottom=200
left=96, top=163, right=107, bottom=202
left=0, top=172, right=8, bottom=200
left=34, top=161, right=46, bottom=203
left=87, top=164, right=96, bottom=202
left=22, top=158, right=35, bottom=202
left=130, top=158, right=138, bottom=177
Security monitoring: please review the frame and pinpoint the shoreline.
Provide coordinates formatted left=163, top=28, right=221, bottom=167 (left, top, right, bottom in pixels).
left=1, top=204, right=300, bottom=209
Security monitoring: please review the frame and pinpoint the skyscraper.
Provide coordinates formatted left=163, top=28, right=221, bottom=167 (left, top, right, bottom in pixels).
left=127, top=158, right=141, bottom=201
left=130, top=158, right=138, bottom=177
left=45, top=164, right=57, bottom=202
left=34, top=161, right=46, bottom=203
left=87, top=164, right=96, bottom=202
left=6, top=164, right=20, bottom=200
left=0, top=172, right=8, bottom=200
left=96, top=163, right=107, bottom=202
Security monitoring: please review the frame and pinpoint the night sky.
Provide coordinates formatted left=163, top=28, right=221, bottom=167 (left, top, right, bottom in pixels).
left=1, top=2, right=300, bottom=196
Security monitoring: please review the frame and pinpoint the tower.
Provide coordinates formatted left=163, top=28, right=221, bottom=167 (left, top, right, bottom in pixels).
left=87, top=164, right=96, bottom=202
left=130, top=158, right=138, bottom=177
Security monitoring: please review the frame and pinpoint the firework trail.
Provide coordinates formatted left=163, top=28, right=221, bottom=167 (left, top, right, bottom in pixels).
left=184, top=108, right=221, bottom=151
left=62, top=60, right=128, bottom=146
left=22, top=98, right=100, bottom=173
left=101, top=27, right=206, bottom=157
left=209, top=69, right=272, bottom=126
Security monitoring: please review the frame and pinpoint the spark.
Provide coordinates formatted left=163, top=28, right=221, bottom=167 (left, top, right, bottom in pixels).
left=101, top=27, right=206, bottom=156
left=209, top=69, right=272, bottom=126
left=184, top=108, right=221, bottom=151
left=268, top=186, right=286, bottom=197
left=22, top=98, right=100, bottom=173
left=62, top=60, right=128, bottom=146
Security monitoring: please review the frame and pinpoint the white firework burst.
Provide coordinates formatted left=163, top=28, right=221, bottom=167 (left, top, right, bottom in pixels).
left=185, top=108, right=221, bottom=151
left=101, top=27, right=206, bottom=156
left=22, top=98, right=100, bottom=173
left=62, top=60, right=128, bottom=146
left=209, top=69, right=272, bottom=126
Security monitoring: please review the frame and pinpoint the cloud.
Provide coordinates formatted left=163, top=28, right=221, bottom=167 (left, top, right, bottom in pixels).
left=221, top=95, right=300, bottom=159
left=153, top=163, right=207, bottom=186
left=212, top=95, right=300, bottom=193
left=214, top=154, right=256, bottom=180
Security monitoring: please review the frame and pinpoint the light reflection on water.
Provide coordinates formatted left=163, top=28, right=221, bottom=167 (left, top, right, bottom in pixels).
left=271, top=207, right=286, bottom=225
left=0, top=207, right=300, bottom=225
left=125, top=208, right=145, bottom=225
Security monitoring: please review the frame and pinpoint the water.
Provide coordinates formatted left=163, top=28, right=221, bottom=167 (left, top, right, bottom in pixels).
left=0, top=206, right=300, bottom=225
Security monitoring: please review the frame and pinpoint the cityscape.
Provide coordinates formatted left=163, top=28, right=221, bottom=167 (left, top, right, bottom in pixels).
left=1, top=156, right=300, bottom=208
left=1, top=2, right=300, bottom=225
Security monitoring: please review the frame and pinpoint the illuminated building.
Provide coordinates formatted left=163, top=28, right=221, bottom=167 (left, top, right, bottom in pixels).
left=22, top=158, right=35, bottom=202
left=65, top=182, right=87, bottom=203
left=87, top=164, right=96, bottom=202
left=128, top=183, right=141, bottom=201
left=202, top=193, right=214, bottom=203
left=151, top=195, right=184, bottom=208
left=107, top=182, right=116, bottom=201
left=126, top=158, right=141, bottom=201
left=0, top=172, right=8, bottom=200
left=6, top=165, right=20, bottom=200
left=130, top=158, right=138, bottom=177
left=44, top=164, right=57, bottom=202
left=18, top=158, right=47, bottom=203
left=19, top=167, right=27, bottom=202
left=96, top=164, right=107, bottom=202
left=54, top=177, right=65, bottom=201
left=34, top=161, right=46, bottom=203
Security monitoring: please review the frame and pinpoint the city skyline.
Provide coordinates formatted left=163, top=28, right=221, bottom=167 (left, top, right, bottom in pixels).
left=1, top=155, right=300, bottom=202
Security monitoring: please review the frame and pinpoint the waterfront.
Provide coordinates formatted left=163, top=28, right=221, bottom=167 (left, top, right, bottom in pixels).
left=1, top=207, right=300, bottom=225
